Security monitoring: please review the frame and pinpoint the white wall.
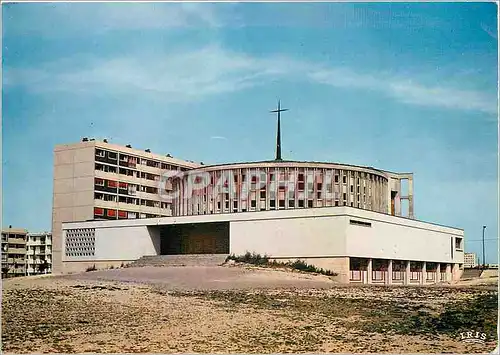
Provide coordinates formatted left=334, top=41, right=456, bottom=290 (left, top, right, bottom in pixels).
left=345, top=216, right=464, bottom=263
left=94, top=226, right=159, bottom=260
left=230, top=216, right=346, bottom=257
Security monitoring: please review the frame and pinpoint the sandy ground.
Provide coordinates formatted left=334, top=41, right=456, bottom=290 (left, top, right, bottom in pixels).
left=2, top=265, right=498, bottom=354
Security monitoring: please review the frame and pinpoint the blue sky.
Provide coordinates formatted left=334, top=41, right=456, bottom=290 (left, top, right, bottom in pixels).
left=3, top=3, right=498, bottom=263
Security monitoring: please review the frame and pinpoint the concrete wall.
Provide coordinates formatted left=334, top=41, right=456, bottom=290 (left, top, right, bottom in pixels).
left=93, top=226, right=159, bottom=260
left=345, top=211, right=464, bottom=264
left=52, top=143, right=96, bottom=274
left=229, top=215, right=347, bottom=257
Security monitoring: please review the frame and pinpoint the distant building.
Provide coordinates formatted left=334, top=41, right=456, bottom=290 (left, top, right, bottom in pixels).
left=1, top=227, right=27, bottom=278
left=464, top=253, right=478, bottom=268
left=26, top=232, right=52, bottom=276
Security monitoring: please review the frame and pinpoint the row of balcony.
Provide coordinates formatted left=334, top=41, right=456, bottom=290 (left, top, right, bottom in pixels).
left=94, top=200, right=172, bottom=216
left=95, top=170, right=172, bottom=190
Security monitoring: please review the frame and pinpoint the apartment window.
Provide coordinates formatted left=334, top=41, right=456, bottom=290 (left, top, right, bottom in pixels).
left=95, top=178, right=104, bottom=186
left=279, top=200, right=285, bottom=208
left=108, top=152, right=117, bottom=160
left=334, top=175, right=339, bottom=183
left=251, top=200, right=256, bottom=208
left=270, top=200, right=276, bottom=208
left=335, top=201, right=339, bottom=206
left=289, top=200, right=295, bottom=208
left=455, top=237, right=464, bottom=250
left=260, top=190, right=266, bottom=199
left=96, top=149, right=105, bottom=157
left=343, top=193, right=346, bottom=200
left=350, top=185, right=353, bottom=193
left=307, top=200, right=313, bottom=208
left=298, top=200, right=304, bottom=208
left=342, top=175, right=347, bottom=184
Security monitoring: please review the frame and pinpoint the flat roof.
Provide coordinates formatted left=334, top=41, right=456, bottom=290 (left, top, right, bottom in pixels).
left=189, top=159, right=410, bottom=176
left=63, top=206, right=463, bottom=235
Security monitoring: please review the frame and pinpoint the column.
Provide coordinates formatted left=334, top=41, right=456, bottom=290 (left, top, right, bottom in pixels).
left=387, top=259, right=393, bottom=285
left=436, top=263, right=441, bottom=283
left=445, top=264, right=451, bottom=282
left=421, top=261, right=426, bottom=285
left=367, top=259, right=372, bottom=284
left=405, top=260, right=410, bottom=285
left=452, top=263, right=460, bottom=281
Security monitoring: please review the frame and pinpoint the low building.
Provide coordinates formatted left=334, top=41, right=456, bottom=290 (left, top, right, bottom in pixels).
left=1, top=227, right=27, bottom=278
left=464, top=252, right=478, bottom=269
left=26, top=232, right=52, bottom=276
left=62, top=206, right=465, bottom=283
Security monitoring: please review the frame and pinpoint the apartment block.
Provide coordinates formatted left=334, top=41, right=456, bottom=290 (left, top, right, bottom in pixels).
left=1, top=227, right=27, bottom=278
left=26, top=232, right=52, bottom=276
left=52, top=138, right=201, bottom=274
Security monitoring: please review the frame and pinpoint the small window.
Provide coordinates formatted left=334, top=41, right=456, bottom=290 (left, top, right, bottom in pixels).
left=334, top=175, right=339, bottom=183
left=342, top=175, right=347, bottom=184
left=350, top=219, right=371, bottom=227
left=307, top=200, right=313, bottom=208
left=289, top=200, right=295, bottom=208
left=298, top=200, right=304, bottom=208
left=251, top=200, right=256, bottom=208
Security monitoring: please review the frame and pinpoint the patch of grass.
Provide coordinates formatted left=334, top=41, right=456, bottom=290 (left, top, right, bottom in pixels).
left=226, top=253, right=338, bottom=276
left=397, top=292, right=498, bottom=338
left=226, top=252, right=269, bottom=265
left=85, top=264, right=97, bottom=272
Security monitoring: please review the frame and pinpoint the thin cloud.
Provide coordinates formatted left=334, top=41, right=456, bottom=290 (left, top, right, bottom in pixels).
left=5, top=3, right=222, bottom=36
left=309, top=68, right=497, bottom=115
left=210, top=136, right=228, bottom=140
left=5, top=45, right=497, bottom=115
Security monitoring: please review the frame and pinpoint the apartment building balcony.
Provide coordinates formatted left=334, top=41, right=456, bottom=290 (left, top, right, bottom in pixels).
left=8, top=237, right=26, bottom=244
left=29, top=259, right=49, bottom=265
left=95, top=170, right=164, bottom=189
left=26, top=241, right=48, bottom=247
left=117, top=202, right=171, bottom=216
left=136, top=163, right=164, bottom=175
left=7, top=257, right=26, bottom=264
left=94, top=199, right=119, bottom=210
left=7, top=248, right=26, bottom=254
left=10, top=268, right=26, bottom=275
left=94, top=201, right=172, bottom=217
left=134, top=191, right=163, bottom=201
